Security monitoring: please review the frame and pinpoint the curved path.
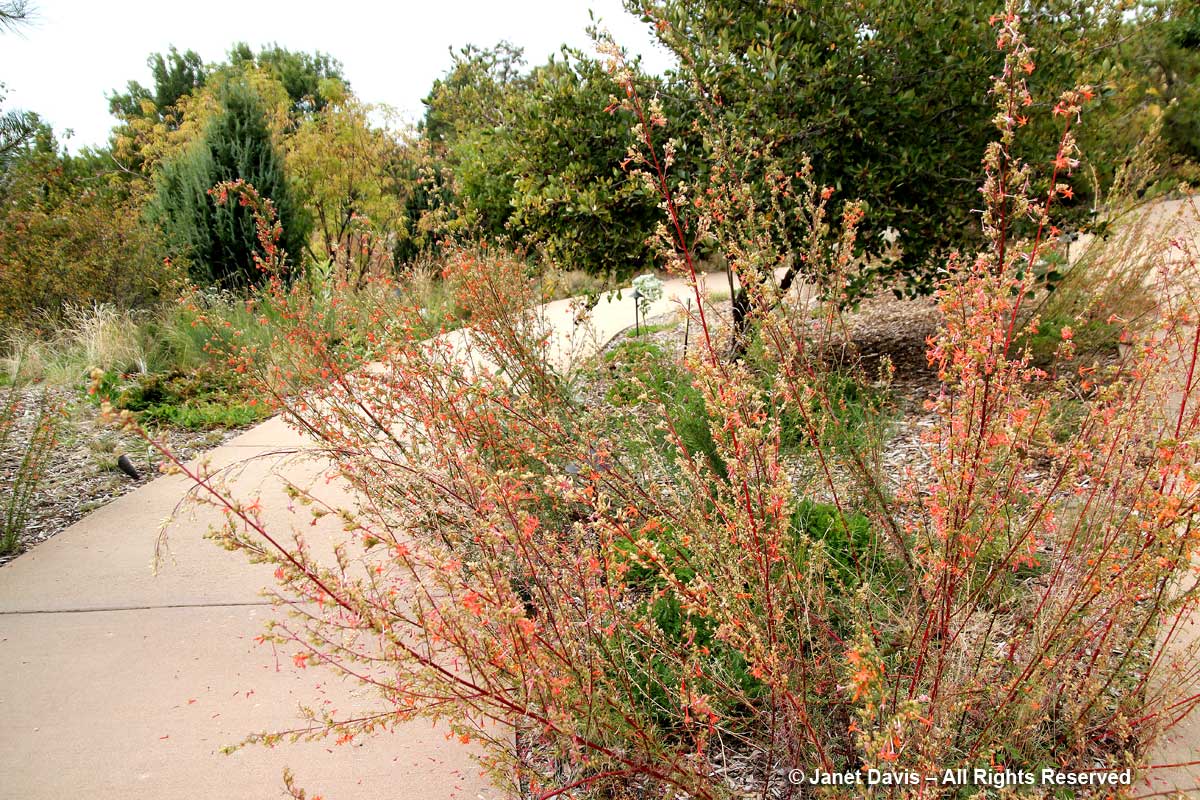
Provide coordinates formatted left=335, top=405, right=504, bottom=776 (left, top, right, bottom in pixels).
left=0, top=276, right=717, bottom=800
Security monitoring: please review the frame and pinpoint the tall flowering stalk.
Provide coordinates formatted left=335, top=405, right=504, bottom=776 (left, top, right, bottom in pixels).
left=119, top=7, right=1200, bottom=798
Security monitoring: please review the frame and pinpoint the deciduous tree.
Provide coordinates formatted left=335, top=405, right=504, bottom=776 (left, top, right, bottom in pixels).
left=287, top=92, right=406, bottom=279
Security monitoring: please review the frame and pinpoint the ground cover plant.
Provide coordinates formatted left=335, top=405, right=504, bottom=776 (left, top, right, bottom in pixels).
left=102, top=6, right=1200, bottom=798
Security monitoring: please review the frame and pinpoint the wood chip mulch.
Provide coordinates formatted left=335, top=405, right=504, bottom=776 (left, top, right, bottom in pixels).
left=0, top=386, right=249, bottom=566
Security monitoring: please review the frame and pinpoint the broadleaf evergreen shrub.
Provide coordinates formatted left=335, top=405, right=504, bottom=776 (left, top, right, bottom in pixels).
left=424, top=45, right=701, bottom=278
left=629, top=0, right=1139, bottom=295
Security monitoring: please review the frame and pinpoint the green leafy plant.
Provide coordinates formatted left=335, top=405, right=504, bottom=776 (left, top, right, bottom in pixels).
left=286, top=93, right=407, bottom=279
left=629, top=0, right=1138, bottom=300
left=603, top=336, right=727, bottom=479
left=114, top=371, right=265, bottom=430
left=424, top=44, right=698, bottom=277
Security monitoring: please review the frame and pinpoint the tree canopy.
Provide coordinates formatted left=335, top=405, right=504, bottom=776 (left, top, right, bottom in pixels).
left=108, top=46, right=207, bottom=124
left=422, top=43, right=701, bottom=277
left=4, top=0, right=1200, bottom=325
left=627, top=0, right=1132, bottom=291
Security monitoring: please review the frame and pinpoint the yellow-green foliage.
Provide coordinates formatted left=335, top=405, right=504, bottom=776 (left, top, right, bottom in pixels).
left=286, top=93, right=407, bottom=277
left=0, top=134, right=178, bottom=327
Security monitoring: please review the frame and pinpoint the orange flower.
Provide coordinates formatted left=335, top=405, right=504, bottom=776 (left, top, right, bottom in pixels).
left=880, top=735, right=902, bottom=762
left=462, top=591, right=484, bottom=616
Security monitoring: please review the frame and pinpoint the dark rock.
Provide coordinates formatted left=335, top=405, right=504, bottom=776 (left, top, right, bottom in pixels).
left=116, top=454, right=140, bottom=480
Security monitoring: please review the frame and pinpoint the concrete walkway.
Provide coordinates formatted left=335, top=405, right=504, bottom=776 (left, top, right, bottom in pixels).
left=0, top=275, right=716, bottom=800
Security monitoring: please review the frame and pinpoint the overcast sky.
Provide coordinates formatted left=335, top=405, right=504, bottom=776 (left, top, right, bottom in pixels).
left=0, top=0, right=676, bottom=152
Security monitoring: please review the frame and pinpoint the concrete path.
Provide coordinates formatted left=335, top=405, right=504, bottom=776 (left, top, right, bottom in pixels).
left=1056, top=195, right=1200, bottom=796
left=0, top=274, right=717, bottom=800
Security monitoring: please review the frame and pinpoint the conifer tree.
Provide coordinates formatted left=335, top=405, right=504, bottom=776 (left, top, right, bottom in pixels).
left=149, top=80, right=307, bottom=288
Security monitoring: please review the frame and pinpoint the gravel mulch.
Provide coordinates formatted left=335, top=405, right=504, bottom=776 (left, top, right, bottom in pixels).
left=0, top=386, right=250, bottom=566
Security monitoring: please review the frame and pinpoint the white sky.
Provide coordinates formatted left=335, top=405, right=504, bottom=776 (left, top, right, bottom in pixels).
left=0, top=0, right=676, bottom=152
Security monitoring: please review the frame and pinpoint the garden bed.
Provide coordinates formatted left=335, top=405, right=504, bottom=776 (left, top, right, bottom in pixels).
left=0, top=385, right=253, bottom=565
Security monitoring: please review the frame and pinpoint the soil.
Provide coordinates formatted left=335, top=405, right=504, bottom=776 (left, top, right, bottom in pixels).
left=0, top=386, right=248, bottom=566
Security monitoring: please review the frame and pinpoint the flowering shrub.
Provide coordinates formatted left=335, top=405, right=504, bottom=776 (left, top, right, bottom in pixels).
left=130, top=6, right=1200, bottom=798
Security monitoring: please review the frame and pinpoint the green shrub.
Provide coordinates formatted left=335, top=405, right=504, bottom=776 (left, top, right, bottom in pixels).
left=506, top=52, right=666, bottom=277
left=148, top=80, right=307, bottom=289
left=424, top=45, right=700, bottom=277
left=89, top=368, right=265, bottom=430
left=788, top=499, right=886, bottom=592
left=0, top=129, right=176, bottom=326
left=632, top=0, right=1137, bottom=292
left=135, top=398, right=264, bottom=429
left=612, top=520, right=764, bottom=727
left=603, top=337, right=726, bottom=479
